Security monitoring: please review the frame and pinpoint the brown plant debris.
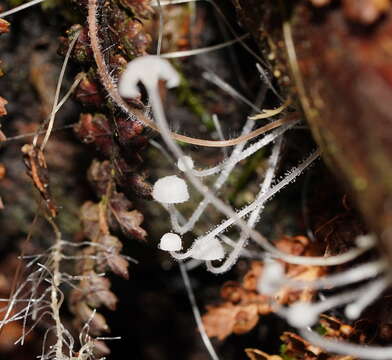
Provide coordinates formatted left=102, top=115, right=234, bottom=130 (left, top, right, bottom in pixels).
left=0, top=19, right=10, bottom=35
left=308, top=0, right=391, bottom=24
left=0, top=97, right=7, bottom=117
left=69, top=159, right=146, bottom=349
left=245, top=317, right=365, bottom=360
left=21, top=144, right=57, bottom=217
left=202, top=236, right=326, bottom=340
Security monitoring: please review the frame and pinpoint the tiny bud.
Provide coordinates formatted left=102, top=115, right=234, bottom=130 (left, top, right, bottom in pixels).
left=257, top=260, right=285, bottom=295
left=159, top=232, right=182, bottom=251
left=152, top=175, right=189, bottom=204
left=177, top=155, right=194, bottom=172
left=286, top=302, right=318, bottom=328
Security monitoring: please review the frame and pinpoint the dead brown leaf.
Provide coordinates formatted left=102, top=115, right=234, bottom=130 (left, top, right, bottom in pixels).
left=21, top=144, right=57, bottom=217
left=342, top=0, right=390, bottom=24
left=203, top=303, right=259, bottom=340
left=109, top=191, right=147, bottom=241
left=203, top=236, right=326, bottom=340
left=0, top=97, right=7, bottom=116
left=0, top=19, right=9, bottom=35
left=245, top=348, right=282, bottom=360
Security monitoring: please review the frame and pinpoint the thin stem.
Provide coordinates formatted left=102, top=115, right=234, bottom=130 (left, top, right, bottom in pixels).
left=179, top=263, right=219, bottom=360
left=35, top=31, right=80, bottom=149
left=206, top=138, right=282, bottom=273
left=161, top=34, right=250, bottom=59
left=0, top=0, right=45, bottom=18
left=203, top=70, right=260, bottom=112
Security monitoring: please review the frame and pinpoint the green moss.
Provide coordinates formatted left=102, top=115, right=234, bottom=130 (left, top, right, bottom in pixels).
left=8, top=0, right=81, bottom=22
left=175, top=65, right=214, bottom=130
left=8, top=0, right=24, bottom=7
left=41, top=0, right=63, bottom=10
left=315, top=324, right=327, bottom=336
left=279, top=344, right=295, bottom=360
left=228, top=149, right=266, bottom=205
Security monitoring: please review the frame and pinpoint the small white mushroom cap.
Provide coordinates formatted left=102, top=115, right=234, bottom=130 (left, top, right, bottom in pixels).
left=286, top=302, right=319, bottom=328
left=159, top=232, right=182, bottom=251
left=191, top=237, right=225, bottom=261
left=257, top=260, right=285, bottom=295
left=345, top=303, right=361, bottom=320
left=118, top=55, right=180, bottom=98
left=177, top=155, right=194, bottom=172
left=355, top=234, right=376, bottom=249
left=152, top=175, right=189, bottom=204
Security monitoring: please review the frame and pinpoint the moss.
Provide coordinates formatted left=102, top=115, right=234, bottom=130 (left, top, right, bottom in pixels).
left=228, top=149, right=266, bottom=205
left=315, top=324, right=327, bottom=336
left=175, top=64, right=214, bottom=130
left=279, top=344, right=295, bottom=360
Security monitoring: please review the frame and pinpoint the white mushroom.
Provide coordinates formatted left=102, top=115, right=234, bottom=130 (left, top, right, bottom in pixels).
left=159, top=232, right=182, bottom=251
left=286, top=302, right=319, bottom=328
left=152, top=175, right=189, bottom=204
left=257, top=260, right=285, bottom=295
left=118, top=55, right=180, bottom=98
left=191, top=237, right=225, bottom=261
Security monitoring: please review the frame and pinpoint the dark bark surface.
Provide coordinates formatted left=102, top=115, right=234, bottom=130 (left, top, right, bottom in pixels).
left=234, top=0, right=392, bottom=256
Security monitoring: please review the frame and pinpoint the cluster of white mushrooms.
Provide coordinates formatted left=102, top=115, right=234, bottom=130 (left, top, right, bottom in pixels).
left=119, top=54, right=388, bottom=359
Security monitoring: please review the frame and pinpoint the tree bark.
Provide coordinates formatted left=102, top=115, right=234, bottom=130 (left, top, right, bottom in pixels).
left=233, top=0, right=392, bottom=255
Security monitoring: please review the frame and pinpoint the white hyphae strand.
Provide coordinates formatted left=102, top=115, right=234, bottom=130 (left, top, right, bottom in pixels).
left=206, top=138, right=283, bottom=273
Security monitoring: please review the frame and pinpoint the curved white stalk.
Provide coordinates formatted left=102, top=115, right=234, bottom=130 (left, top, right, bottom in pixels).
left=191, top=123, right=292, bottom=178
left=259, top=259, right=386, bottom=294
left=283, top=286, right=368, bottom=328
left=345, top=277, right=389, bottom=319
left=206, top=137, right=282, bottom=273
left=179, top=263, right=220, bottom=360
left=301, top=324, right=392, bottom=360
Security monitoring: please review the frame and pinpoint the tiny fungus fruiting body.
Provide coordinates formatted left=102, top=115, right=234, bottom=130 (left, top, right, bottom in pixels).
left=177, top=155, right=194, bottom=172
left=118, top=55, right=180, bottom=98
left=152, top=175, right=189, bottom=204
left=191, top=237, right=225, bottom=261
left=257, top=260, right=285, bottom=295
left=286, top=302, right=318, bottom=328
left=159, top=233, right=182, bottom=251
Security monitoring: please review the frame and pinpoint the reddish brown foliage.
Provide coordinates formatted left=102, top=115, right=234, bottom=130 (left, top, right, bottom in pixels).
left=202, top=236, right=326, bottom=340
left=0, top=19, right=9, bottom=35
left=245, top=316, right=364, bottom=360
left=21, top=144, right=57, bottom=217
left=309, top=0, right=391, bottom=24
